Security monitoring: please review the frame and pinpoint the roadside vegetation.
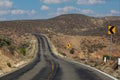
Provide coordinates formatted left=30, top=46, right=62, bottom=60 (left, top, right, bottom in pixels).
left=70, top=48, right=75, bottom=54
left=0, top=33, right=37, bottom=75
left=0, top=36, right=30, bottom=56
left=50, top=35, right=120, bottom=79
left=80, top=39, right=106, bottom=59
left=18, top=42, right=30, bottom=56
left=0, top=37, right=11, bottom=47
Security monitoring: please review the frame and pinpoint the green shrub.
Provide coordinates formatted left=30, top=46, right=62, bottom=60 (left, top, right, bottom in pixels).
left=19, top=47, right=26, bottom=56
left=20, top=42, right=30, bottom=49
left=8, top=45, right=16, bottom=55
left=7, top=62, right=11, bottom=67
left=103, top=55, right=110, bottom=60
left=70, top=48, right=75, bottom=54
left=18, top=42, right=29, bottom=56
left=0, top=37, right=11, bottom=47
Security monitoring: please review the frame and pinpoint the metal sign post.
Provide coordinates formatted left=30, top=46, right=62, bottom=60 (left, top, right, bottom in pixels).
left=110, top=35, right=112, bottom=60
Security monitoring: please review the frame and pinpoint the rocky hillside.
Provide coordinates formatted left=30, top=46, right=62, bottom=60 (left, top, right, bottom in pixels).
left=0, top=14, right=120, bottom=36
left=0, top=33, right=37, bottom=74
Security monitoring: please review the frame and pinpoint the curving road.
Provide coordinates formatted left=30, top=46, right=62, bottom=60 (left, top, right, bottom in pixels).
left=0, top=34, right=116, bottom=80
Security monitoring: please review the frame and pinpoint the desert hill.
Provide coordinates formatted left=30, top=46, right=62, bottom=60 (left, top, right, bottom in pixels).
left=0, top=14, right=120, bottom=36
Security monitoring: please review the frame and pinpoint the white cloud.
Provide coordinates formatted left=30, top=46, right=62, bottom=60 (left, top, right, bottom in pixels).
left=0, top=0, right=36, bottom=16
left=11, top=9, right=36, bottom=15
left=95, top=10, right=120, bottom=17
left=77, top=0, right=105, bottom=5
left=11, top=10, right=26, bottom=15
left=110, top=10, right=120, bottom=14
left=41, top=5, right=50, bottom=10
left=0, top=9, right=36, bottom=16
left=81, top=9, right=94, bottom=14
left=0, top=10, right=10, bottom=15
left=0, top=0, right=13, bottom=8
left=56, top=6, right=77, bottom=16
left=55, top=6, right=95, bottom=15
left=57, top=6, right=75, bottom=13
left=49, top=6, right=76, bottom=16
left=42, top=0, right=69, bottom=4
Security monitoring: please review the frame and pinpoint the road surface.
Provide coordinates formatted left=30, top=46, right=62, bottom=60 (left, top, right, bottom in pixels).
left=0, top=34, right=116, bottom=80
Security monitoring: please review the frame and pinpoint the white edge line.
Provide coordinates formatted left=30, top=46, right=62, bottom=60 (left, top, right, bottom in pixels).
left=71, top=60, right=118, bottom=80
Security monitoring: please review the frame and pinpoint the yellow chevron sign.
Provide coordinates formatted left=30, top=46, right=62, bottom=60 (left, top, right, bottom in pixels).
left=108, top=26, right=116, bottom=34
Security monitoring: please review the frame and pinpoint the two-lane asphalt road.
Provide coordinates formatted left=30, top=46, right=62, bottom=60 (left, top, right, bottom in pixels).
left=0, top=34, right=116, bottom=80
left=38, top=35, right=115, bottom=80
left=14, top=35, right=58, bottom=80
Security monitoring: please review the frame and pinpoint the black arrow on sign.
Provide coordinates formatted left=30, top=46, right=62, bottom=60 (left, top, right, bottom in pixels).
left=109, top=26, right=114, bottom=34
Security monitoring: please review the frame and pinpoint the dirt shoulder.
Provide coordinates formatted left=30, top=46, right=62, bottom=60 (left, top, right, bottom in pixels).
left=47, top=34, right=120, bottom=79
left=0, top=33, right=37, bottom=76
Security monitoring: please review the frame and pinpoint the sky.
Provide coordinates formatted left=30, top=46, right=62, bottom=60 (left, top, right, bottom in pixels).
left=0, top=0, right=120, bottom=21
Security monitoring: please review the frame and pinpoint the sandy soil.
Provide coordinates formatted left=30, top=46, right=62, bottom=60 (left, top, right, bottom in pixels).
left=48, top=34, right=120, bottom=79
left=0, top=35, right=37, bottom=75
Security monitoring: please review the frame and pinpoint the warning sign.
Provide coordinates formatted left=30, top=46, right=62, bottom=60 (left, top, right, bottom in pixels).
left=108, top=26, right=116, bottom=35
left=66, top=43, right=71, bottom=49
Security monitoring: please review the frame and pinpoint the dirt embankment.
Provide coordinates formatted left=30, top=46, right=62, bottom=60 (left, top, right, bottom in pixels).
left=0, top=33, right=37, bottom=75
left=48, top=34, right=120, bottom=79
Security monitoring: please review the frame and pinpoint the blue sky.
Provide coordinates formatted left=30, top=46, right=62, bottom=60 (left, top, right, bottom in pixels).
left=0, top=0, right=120, bottom=21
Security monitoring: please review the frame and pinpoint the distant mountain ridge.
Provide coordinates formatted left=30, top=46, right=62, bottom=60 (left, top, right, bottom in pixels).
left=0, top=14, right=120, bottom=36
